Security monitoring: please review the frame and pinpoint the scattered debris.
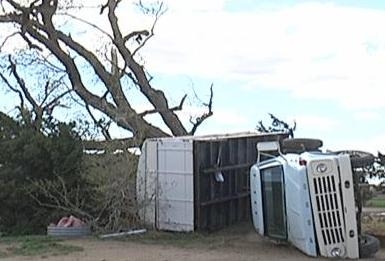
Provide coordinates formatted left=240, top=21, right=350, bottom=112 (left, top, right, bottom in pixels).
left=47, top=215, right=90, bottom=237
left=99, top=229, right=147, bottom=239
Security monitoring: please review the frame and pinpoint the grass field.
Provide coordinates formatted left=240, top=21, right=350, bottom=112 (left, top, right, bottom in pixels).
left=0, top=235, right=83, bottom=258
left=365, top=193, right=385, bottom=208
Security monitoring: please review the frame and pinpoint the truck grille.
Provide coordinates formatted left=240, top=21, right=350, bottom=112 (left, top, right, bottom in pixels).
left=312, top=175, right=344, bottom=245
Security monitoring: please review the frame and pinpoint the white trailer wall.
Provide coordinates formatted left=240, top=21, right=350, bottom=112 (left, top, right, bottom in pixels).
left=137, top=138, right=194, bottom=231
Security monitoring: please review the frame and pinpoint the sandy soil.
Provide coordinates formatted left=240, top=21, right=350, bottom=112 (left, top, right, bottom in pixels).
left=1, top=231, right=384, bottom=261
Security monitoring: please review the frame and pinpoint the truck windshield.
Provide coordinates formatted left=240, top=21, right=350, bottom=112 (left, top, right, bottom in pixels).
left=261, top=165, right=287, bottom=240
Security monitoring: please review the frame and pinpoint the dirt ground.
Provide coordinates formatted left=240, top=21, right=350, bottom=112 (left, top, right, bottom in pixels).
left=1, top=229, right=384, bottom=261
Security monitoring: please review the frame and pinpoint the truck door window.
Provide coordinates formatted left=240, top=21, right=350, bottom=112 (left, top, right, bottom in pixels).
left=261, top=165, right=287, bottom=240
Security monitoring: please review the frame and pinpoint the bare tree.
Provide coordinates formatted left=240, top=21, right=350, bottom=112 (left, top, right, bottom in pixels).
left=0, top=0, right=213, bottom=147
left=0, top=53, right=71, bottom=129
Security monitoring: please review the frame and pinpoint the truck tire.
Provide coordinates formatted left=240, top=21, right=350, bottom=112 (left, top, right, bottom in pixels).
left=336, top=150, right=375, bottom=168
left=359, top=234, right=380, bottom=258
left=282, top=138, right=323, bottom=153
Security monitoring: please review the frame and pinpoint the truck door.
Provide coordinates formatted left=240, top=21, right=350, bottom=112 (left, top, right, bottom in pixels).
left=260, top=165, right=287, bottom=240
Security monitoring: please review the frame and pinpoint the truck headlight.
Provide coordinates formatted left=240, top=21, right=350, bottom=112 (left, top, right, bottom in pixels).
left=330, top=247, right=342, bottom=257
left=316, top=163, right=328, bottom=173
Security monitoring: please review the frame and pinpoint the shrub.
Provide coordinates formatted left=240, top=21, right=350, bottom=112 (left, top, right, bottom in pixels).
left=82, top=151, right=139, bottom=232
left=0, top=113, right=85, bottom=235
left=0, top=112, right=140, bottom=235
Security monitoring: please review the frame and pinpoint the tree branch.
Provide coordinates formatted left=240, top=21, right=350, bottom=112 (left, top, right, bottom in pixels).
left=42, top=89, right=72, bottom=113
left=189, top=84, right=214, bottom=135
left=123, top=30, right=149, bottom=44
left=0, top=0, right=213, bottom=140
left=18, top=15, right=166, bottom=138
left=14, top=9, right=126, bottom=110
left=85, top=104, right=112, bottom=141
left=4, top=55, right=72, bottom=128
left=105, top=0, right=187, bottom=136
left=28, top=177, right=93, bottom=220
left=40, top=75, right=67, bottom=105
left=0, top=70, right=25, bottom=110
left=59, top=12, right=113, bottom=41
left=132, top=2, right=165, bottom=57
left=139, top=94, right=187, bottom=117
left=107, top=0, right=123, bottom=42
left=4, top=0, right=24, bottom=11
left=19, top=32, right=43, bottom=51
left=0, top=31, right=18, bottom=51
left=7, top=55, right=40, bottom=113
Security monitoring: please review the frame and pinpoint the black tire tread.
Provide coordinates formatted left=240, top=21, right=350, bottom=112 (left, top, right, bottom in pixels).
left=359, top=234, right=380, bottom=258
left=336, top=150, right=375, bottom=168
left=282, top=138, right=323, bottom=153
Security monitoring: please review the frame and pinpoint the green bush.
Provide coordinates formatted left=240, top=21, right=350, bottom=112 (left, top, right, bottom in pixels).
left=0, top=112, right=141, bottom=235
left=0, top=113, right=85, bottom=235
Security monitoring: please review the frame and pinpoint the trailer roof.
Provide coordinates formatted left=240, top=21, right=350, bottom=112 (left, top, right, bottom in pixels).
left=146, top=131, right=286, bottom=142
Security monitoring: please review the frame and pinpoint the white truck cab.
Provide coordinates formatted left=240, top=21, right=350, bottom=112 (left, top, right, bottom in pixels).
left=250, top=139, right=379, bottom=259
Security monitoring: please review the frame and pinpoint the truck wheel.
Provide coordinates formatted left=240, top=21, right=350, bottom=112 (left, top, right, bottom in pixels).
left=359, top=234, right=380, bottom=258
left=282, top=138, right=323, bottom=153
left=336, top=150, right=375, bottom=168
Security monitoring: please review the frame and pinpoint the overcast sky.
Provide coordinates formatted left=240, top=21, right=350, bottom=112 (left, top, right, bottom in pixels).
left=1, top=0, right=385, bottom=154
left=138, top=0, right=385, bottom=153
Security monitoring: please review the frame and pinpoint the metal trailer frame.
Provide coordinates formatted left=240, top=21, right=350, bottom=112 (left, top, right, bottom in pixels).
left=137, top=132, right=287, bottom=232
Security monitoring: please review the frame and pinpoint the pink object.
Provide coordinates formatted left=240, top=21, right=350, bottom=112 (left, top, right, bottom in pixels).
left=69, top=215, right=85, bottom=227
left=57, top=217, right=70, bottom=227
left=56, top=215, right=85, bottom=227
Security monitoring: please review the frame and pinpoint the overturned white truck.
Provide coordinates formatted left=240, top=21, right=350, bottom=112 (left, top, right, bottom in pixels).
left=250, top=138, right=380, bottom=259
